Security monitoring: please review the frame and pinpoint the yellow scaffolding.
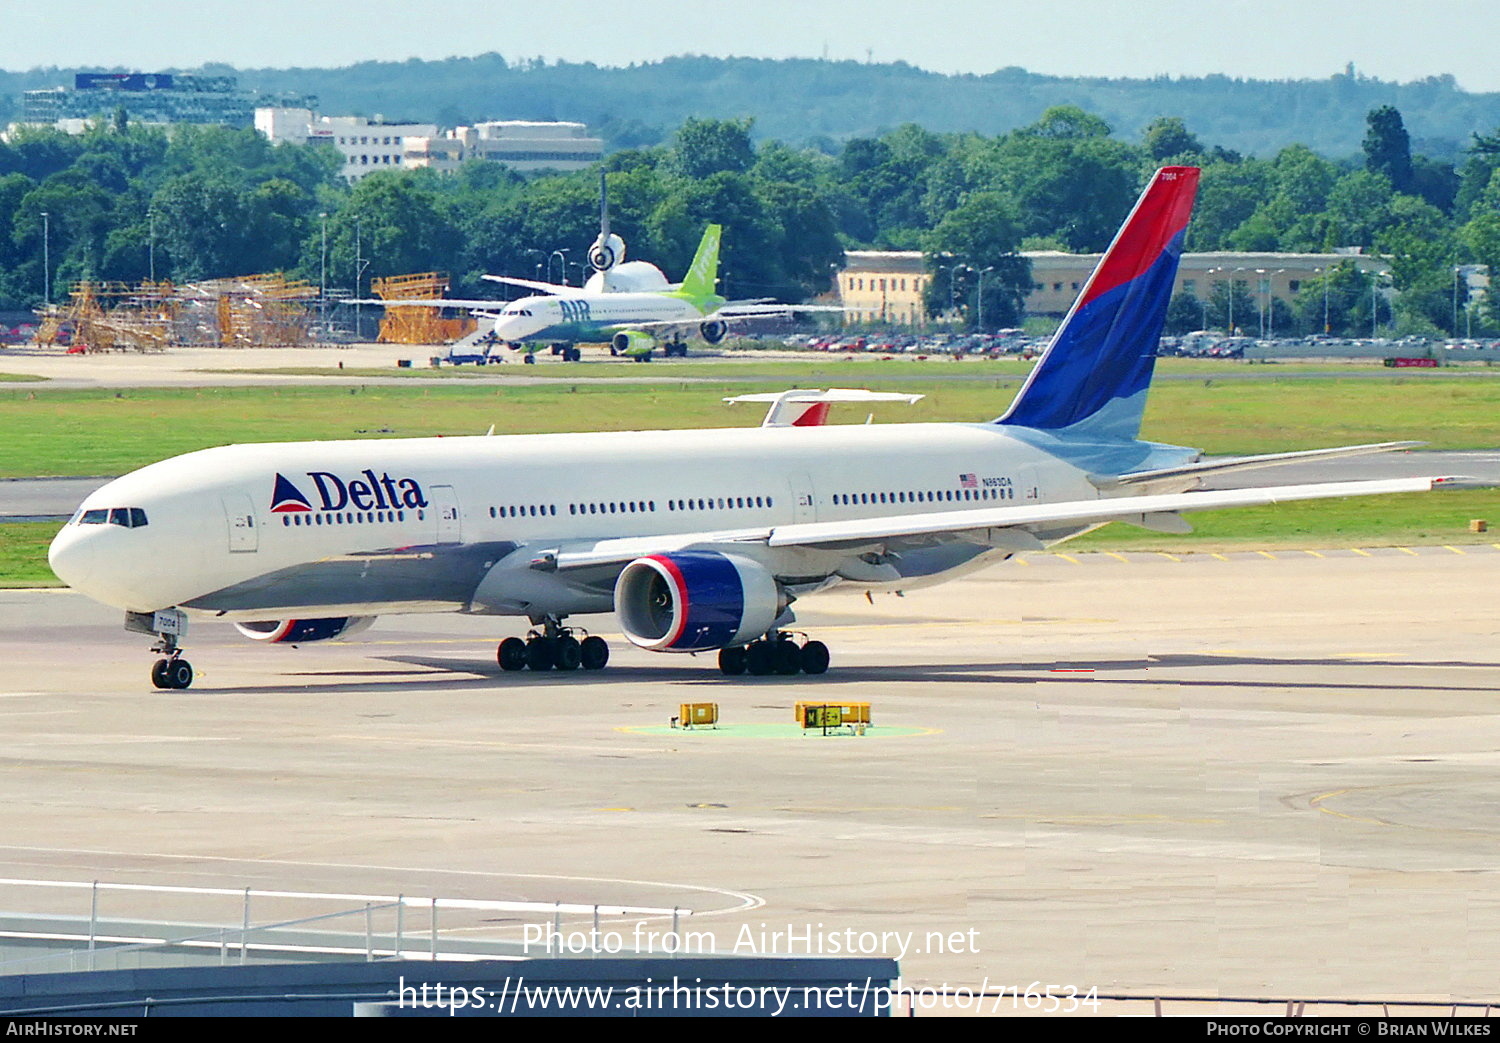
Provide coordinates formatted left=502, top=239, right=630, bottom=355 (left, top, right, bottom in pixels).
left=37, top=275, right=318, bottom=351
left=372, top=272, right=477, bottom=345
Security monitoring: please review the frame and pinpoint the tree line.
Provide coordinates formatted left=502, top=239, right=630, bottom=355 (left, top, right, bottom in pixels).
left=0, top=103, right=1497, bottom=336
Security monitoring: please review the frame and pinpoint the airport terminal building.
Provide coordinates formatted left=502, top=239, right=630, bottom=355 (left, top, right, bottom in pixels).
left=840, top=248, right=1408, bottom=327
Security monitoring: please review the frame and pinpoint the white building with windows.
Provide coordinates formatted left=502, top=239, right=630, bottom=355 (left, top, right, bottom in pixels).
left=256, top=109, right=602, bottom=180
left=255, top=109, right=435, bottom=181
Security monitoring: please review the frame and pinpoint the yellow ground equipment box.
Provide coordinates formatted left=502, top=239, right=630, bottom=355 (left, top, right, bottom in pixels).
left=796, top=702, right=872, bottom=727
left=678, top=703, right=719, bottom=728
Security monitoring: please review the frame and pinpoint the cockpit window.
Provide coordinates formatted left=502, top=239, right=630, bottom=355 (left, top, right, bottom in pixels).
left=77, top=507, right=148, bottom=527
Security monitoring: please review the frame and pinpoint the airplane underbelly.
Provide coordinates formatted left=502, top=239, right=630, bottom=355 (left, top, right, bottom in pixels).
left=183, top=540, right=517, bottom=617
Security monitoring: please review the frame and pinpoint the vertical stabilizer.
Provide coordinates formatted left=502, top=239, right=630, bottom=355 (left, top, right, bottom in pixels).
left=998, top=166, right=1200, bottom=440
left=679, top=225, right=722, bottom=302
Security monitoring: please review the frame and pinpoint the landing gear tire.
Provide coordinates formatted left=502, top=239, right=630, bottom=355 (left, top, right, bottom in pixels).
left=152, top=657, right=192, bottom=689
left=773, top=639, right=802, bottom=676
left=718, top=646, right=747, bottom=676
left=745, top=641, right=775, bottom=676
left=553, top=636, right=582, bottom=671
left=525, top=637, right=556, bottom=671
left=166, top=658, right=193, bottom=689
left=579, top=635, right=610, bottom=671
left=497, top=637, right=527, bottom=672
left=799, top=640, right=830, bottom=676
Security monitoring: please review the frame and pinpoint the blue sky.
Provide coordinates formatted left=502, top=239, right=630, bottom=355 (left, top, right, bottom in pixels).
left=5, top=0, right=1499, bottom=92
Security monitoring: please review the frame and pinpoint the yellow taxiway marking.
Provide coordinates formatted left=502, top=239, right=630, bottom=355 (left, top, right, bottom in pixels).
left=1055, top=554, right=1080, bottom=564
left=1442, top=545, right=1466, bottom=555
left=1303, top=549, right=1325, bottom=559
left=1255, top=550, right=1277, bottom=560
left=1396, top=546, right=1420, bottom=556
left=1103, top=552, right=1129, bottom=563
left=1351, top=548, right=1373, bottom=557
left=1210, top=553, right=1230, bottom=561
left=1155, top=552, right=1180, bottom=562
left=1305, top=784, right=1500, bottom=839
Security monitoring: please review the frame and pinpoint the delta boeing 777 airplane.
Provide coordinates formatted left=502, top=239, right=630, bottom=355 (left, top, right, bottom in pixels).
left=49, top=167, right=1452, bottom=689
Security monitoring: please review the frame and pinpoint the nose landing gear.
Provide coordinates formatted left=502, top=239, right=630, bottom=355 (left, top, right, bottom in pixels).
left=127, top=609, right=194, bottom=690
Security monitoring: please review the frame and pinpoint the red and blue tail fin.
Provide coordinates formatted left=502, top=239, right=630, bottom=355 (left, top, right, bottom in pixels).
left=998, top=166, right=1200, bottom=441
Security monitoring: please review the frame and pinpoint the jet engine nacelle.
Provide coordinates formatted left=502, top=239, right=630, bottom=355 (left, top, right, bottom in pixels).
left=611, top=330, right=656, bottom=358
left=234, top=617, right=377, bottom=644
left=699, top=319, right=729, bottom=344
left=614, top=552, right=783, bottom=653
left=589, top=232, right=625, bottom=272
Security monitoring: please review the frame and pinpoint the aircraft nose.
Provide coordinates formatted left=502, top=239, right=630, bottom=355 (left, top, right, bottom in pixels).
left=47, top=523, right=97, bottom=590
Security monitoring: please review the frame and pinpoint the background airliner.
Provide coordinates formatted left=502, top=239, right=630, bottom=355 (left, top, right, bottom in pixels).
left=371, top=176, right=842, bottom=361
left=49, top=167, right=1455, bottom=689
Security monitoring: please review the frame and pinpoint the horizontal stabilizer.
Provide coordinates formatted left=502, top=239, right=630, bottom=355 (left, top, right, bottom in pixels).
left=725, top=388, right=924, bottom=428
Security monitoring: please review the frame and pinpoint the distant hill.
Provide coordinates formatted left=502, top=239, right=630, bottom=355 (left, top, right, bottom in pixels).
left=6, top=54, right=1500, bottom=160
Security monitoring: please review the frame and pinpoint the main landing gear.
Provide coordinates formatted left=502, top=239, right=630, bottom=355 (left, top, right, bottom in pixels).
left=717, top=633, right=830, bottom=677
left=497, top=617, right=609, bottom=674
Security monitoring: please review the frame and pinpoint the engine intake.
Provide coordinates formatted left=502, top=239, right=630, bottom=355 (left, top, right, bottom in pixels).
left=699, top=319, right=729, bottom=344
left=234, top=617, right=376, bottom=644
left=615, top=552, right=782, bottom=653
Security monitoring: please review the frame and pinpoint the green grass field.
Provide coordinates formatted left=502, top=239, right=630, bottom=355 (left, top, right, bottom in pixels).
left=2, top=362, right=1497, bottom=586
left=0, top=523, right=60, bottom=587
left=2, top=367, right=1499, bottom=477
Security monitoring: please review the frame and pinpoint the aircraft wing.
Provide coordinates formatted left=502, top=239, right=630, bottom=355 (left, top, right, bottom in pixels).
left=712, top=304, right=847, bottom=318
left=1097, top=441, right=1426, bottom=489
left=481, top=274, right=587, bottom=297
left=764, top=476, right=1458, bottom=550
left=347, top=298, right=509, bottom=311
left=544, top=475, right=1460, bottom=571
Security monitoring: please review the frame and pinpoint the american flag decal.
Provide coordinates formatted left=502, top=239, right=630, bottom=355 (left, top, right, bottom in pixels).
left=959, top=473, right=978, bottom=489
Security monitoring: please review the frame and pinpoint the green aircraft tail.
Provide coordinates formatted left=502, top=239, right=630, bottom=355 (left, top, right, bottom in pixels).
left=679, top=224, right=721, bottom=302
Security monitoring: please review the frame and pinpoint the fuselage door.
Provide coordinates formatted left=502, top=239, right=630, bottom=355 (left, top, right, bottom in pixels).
left=432, top=485, right=461, bottom=544
left=222, top=493, right=258, bottom=553
left=788, top=472, right=818, bottom=524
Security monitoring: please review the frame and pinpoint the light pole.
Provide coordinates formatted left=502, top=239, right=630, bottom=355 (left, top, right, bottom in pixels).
left=1256, top=269, right=1284, bottom=338
left=549, top=249, right=570, bottom=286
left=976, top=266, right=994, bottom=332
left=41, top=211, right=50, bottom=305
left=148, top=209, right=156, bottom=284
left=319, top=211, right=328, bottom=330
left=1370, top=270, right=1388, bottom=339
left=1315, top=266, right=1330, bottom=335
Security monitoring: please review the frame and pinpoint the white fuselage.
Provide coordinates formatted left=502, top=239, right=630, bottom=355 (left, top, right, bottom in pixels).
left=491, top=288, right=701, bottom=344
left=49, top=423, right=1104, bottom=622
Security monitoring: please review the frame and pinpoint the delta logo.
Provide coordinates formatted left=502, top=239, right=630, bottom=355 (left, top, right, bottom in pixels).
left=269, top=470, right=429, bottom=513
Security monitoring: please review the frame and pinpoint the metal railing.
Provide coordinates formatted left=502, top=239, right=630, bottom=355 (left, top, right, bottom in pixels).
left=0, top=877, right=690, bottom=974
